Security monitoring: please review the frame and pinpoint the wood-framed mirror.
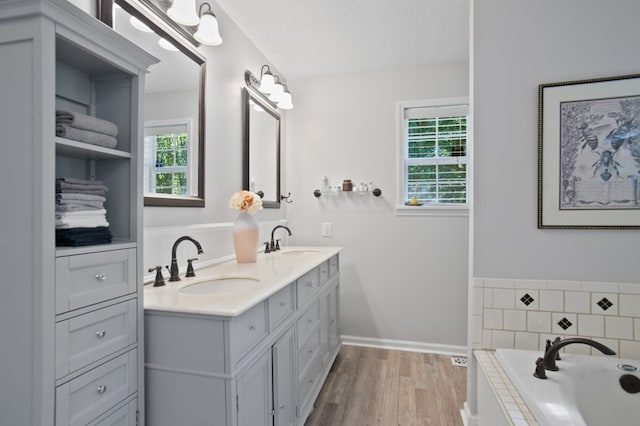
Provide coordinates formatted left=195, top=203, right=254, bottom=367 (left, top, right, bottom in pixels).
left=101, top=0, right=206, bottom=207
left=243, top=86, right=281, bottom=208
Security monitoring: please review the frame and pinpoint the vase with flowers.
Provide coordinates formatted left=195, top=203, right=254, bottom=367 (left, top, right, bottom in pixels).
left=229, top=190, right=262, bottom=263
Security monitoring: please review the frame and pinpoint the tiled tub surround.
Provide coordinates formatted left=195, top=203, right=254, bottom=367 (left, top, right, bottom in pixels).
left=472, top=278, right=640, bottom=360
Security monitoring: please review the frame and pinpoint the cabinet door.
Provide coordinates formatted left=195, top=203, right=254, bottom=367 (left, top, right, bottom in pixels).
left=329, top=284, right=340, bottom=352
left=272, top=327, right=296, bottom=426
left=237, top=351, right=272, bottom=426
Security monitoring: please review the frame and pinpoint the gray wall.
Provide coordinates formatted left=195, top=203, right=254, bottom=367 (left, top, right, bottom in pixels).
left=473, top=0, right=640, bottom=284
left=286, top=63, right=470, bottom=349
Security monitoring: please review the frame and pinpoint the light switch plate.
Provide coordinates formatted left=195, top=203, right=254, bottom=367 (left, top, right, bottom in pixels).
left=322, top=222, right=332, bottom=237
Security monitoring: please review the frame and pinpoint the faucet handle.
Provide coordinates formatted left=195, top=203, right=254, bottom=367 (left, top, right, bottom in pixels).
left=275, top=239, right=281, bottom=251
left=148, top=266, right=166, bottom=287
left=264, top=241, right=271, bottom=254
left=186, top=258, right=197, bottom=277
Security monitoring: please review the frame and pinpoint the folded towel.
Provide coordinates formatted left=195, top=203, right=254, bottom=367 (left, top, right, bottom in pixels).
left=55, top=209, right=107, bottom=219
left=56, top=188, right=108, bottom=196
left=56, top=124, right=118, bottom=149
left=56, top=110, right=118, bottom=137
left=56, top=217, right=110, bottom=229
left=56, top=227, right=113, bottom=247
left=56, top=200, right=105, bottom=210
left=56, top=204, right=105, bottom=212
left=56, top=177, right=105, bottom=185
left=56, top=193, right=107, bottom=202
left=56, top=181, right=109, bottom=193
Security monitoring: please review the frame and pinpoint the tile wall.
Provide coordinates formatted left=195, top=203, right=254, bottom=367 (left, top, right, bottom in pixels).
left=472, top=277, right=640, bottom=360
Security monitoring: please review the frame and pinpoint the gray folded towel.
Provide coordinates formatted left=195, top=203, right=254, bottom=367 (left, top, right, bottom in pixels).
left=56, top=124, right=118, bottom=149
left=57, top=177, right=104, bottom=185
left=56, top=110, right=118, bottom=137
left=56, top=181, right=109, bottom=192
left=55, top=200, right=105, bottom=209
left=56, top=193, right=107, bottom=202
left=55, top=204, right=105, bottom=212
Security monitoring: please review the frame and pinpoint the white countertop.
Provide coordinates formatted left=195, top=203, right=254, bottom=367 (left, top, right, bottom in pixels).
left=143, top=246, right=341, bottom=317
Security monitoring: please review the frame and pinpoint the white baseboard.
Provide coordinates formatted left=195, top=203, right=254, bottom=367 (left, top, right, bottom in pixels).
left=461, top=401, right=477, bottom=426
left=341, top=335, right=467, bottom=356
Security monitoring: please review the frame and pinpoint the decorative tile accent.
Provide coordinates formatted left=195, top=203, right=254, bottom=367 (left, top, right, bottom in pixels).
left=597, top=297, right=613, bottom=311
left=557, top=317, right=573, bottom=330
left=520, top=293, right=534, bottom=306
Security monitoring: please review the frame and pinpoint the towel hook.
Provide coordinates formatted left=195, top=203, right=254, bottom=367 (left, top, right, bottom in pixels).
left=280, top=193, right=293, bottom=203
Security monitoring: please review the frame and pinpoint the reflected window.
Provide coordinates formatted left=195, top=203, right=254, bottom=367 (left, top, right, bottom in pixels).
left=144, top=119, right=193, bottom=195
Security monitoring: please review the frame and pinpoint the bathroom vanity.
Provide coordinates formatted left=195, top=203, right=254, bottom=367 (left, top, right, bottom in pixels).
left=143, top=247, right=341, bottom=426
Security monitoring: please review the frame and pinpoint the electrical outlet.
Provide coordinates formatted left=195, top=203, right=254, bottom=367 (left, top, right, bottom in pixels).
left=322, top=222, right=332, bottom=237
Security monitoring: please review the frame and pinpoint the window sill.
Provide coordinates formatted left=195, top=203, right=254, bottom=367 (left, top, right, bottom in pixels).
left=395, top=204, right=469, bottom=217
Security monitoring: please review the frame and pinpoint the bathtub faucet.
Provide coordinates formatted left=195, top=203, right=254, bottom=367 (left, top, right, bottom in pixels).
left=543, top=337, right=616, bottom=371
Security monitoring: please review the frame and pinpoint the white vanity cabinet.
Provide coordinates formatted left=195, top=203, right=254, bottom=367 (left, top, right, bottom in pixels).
left=0, top=1, right=156, bottom=425
left=144, top=253, right=341, bottom=426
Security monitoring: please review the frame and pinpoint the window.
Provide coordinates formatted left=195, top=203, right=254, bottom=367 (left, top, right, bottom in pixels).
left=398, top=98, right=469, bottom=211
left=143, top=120, right=192, bottom=196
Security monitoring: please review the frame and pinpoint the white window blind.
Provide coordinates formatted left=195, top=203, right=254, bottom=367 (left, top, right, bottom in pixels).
left=402, top=102, right=469, bottom=206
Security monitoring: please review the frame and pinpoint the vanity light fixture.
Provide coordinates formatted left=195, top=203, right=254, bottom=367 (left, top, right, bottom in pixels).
left=245, top=66, right=294, bottom=110
left=158, top=37, right=179, bottom=51
left=129, top=16, right=153, bottom=32
left=167, top=0, right=199, bottom=26
left=194, top=3, right=222, bottom=45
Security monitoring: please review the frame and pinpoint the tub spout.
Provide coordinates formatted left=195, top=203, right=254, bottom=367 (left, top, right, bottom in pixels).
left=543, top=337, right=616, bottom=371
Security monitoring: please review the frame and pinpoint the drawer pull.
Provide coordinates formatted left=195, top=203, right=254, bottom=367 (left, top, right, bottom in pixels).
left=279, top=301, right=286, bottom=307
left=279, top=404, right=286, bottom=410
left=307, top=379, right=314, bottom=384
left=96, top=385, right=108, bottom=394
left=306, top=281, right=314, bottom=288
left=95, top=329, right=107, bottom=339
left=95, top=273, right=107, bottom=281
left=249, top=324, right=256, bottom=330
left=308, top=349, right=313, bottom=354
left=307, top=319, right=313, bottom=324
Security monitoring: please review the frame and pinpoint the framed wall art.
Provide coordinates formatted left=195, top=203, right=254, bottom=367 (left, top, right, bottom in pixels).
left=538, top=73, right=640, bottom=229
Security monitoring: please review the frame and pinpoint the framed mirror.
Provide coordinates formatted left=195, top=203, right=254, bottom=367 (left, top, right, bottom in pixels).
left=243, top=86, right=281, bottom=208
left=102, top=0, right=206, bottom=207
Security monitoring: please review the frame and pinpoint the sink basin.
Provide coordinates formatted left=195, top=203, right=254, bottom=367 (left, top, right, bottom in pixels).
left=179, top=275, right=260, bottom=295
left=280, top=249, right=322, bottom=256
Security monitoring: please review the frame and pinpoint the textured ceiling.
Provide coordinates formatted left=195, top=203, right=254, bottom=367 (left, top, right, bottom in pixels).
left=214, top=0, right=469, bottom=79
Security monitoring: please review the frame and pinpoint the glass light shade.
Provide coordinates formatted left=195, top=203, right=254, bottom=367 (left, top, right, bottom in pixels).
left=158, top=38, right=179, bottom=51
left=194, top=12, right=222, bottom=45
left=278, top=91, right=294, bottom=110
left=259, top=72, right=275, bottom=93
left=167, top=0, right=199, bottom=26
left=129, top=16, right=153, bottom=33
left=268, top=83, right=284, bottom=102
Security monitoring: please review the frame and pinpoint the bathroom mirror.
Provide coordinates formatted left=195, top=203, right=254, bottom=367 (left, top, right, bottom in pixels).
left=243, top=86, right=281, bottom=208
left=103, top=0, right=206, bottom=207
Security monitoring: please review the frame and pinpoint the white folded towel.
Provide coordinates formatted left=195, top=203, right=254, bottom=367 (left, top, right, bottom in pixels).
left=56, top=110, right=118, bottom=137
left=55, top=209, right=107, bottom=219
left=55, top=217, right=110, bottom=229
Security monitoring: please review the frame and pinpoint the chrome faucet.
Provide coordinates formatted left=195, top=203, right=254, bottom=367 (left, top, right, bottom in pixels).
left=168, top=236, right=203, bottom=281
left=269, top=225, right=292, bottom=252
left=542, top=337, right=616, bottom=371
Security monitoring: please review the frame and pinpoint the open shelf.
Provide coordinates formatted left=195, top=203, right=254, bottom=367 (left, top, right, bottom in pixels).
left=55, top=137, right=131, bottom=160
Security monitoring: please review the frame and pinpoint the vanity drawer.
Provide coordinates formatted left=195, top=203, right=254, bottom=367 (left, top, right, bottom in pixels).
left=296, top=302, right=320, bottom=350
left=56, top=349, right=137, bottom=426
left=229, top=301, right=268, bottom=362
left=297, top=327, right=320, bottom=376
left=329, top=255, right=339, bottom=278
left=268, top=285, right=294, bottom=331
left=56, top=249, right=137, bottom=314
left=296, top=268, right=319, bottom=308
left=89, top=399, right=137, bottom=426
left=319, top=261, right=330, bottom=286
left=56, top=299, right=137, bottom=379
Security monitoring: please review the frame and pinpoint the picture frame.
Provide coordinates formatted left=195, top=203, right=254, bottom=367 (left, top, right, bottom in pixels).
left=538, top=73, right=640, bottom=229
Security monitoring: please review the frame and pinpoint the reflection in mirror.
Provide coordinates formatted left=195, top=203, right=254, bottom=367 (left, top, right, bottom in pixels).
left=108, top=0, right=206, bottom=207
left=243, top=87, right=281, bottom=208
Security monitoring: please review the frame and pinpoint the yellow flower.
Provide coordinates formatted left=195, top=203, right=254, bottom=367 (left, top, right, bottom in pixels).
left=229, top=191, right=263, bottom=215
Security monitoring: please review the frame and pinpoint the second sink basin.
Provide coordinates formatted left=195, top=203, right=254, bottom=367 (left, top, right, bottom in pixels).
left=179, top=275, right=260, bottom=295
left=280, top=248, right=322, bottom=256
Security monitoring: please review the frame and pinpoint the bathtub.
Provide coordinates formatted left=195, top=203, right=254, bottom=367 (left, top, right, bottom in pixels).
left=489, top=348, right=640, bottom=425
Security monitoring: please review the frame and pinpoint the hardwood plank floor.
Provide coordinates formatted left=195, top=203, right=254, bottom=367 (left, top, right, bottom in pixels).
left=305, top=345, right=467, bottom=426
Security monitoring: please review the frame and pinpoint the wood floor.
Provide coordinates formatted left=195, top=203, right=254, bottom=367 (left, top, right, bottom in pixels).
left=304, top=345, right=467, bottom=426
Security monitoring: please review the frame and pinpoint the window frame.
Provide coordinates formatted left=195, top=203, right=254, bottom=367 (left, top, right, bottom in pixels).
left=396, top=97, right=470, bottom=217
